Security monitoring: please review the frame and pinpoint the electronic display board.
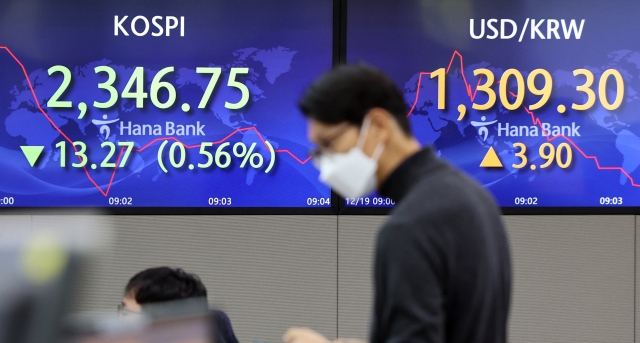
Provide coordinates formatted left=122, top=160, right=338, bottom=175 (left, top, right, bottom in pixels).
left=346, top=0, right=640, bottom=211
left=0, top=0, right=333, bottom=209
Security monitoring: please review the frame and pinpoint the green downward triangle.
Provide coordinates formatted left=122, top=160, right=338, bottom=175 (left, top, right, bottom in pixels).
left=20, top=146, right=44, bottom=167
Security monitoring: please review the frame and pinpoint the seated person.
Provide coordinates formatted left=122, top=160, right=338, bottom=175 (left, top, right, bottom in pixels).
left=120, top=267, right=239, bottom=343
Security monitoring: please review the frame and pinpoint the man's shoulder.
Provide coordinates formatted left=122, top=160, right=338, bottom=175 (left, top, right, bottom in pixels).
left=377, top=162, right=507, bottom=270
left=400, top=163, right=494, bottom=206
left=387, top=163, right=501, bottom=231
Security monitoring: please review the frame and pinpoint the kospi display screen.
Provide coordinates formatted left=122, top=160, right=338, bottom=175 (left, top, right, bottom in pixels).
left=346, top=0, right=640, bottom=210
left=0, top=0, right=333, bottom=208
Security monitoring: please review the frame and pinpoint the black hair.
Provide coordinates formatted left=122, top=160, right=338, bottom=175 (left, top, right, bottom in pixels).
left=299, top=63, right=412, bottom=135
left=125, top=267, right=207, bottom=304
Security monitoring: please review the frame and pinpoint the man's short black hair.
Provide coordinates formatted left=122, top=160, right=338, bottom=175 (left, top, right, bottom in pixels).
left=125, top=267, right=207, bottom=304
left=299, top=63, right=411, bottom=135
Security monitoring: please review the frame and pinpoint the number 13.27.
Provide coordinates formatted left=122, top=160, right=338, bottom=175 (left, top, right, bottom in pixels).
left=55, top=141, right=134, bottom=168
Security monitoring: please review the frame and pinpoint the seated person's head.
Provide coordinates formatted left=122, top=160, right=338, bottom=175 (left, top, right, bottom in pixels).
left=120, top=266, right=207, bottom=314
left=119, top=267, right=240, bottom=343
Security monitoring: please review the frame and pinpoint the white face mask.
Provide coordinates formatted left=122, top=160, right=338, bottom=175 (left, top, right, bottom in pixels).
left=317, top=117, right=385, bottom=198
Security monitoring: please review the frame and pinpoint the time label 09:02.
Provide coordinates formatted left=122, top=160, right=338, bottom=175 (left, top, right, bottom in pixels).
left=514, top=197, right=538, bottom=205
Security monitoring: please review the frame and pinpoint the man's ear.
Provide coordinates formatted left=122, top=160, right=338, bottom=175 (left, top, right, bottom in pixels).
left=367, top=108, right=393, bottom=144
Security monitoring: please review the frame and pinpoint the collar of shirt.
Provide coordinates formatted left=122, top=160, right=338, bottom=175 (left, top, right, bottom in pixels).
left=379, top=146, right=444, bottom=203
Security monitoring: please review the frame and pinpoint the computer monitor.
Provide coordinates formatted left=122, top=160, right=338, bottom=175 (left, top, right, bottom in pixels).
left=0, top=230, right=82, bottom=343
left=72, top=314, right=214, bottom=343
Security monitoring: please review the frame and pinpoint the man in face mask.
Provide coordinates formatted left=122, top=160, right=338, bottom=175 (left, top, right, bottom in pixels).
left=284, top=64, right=511, bottom=343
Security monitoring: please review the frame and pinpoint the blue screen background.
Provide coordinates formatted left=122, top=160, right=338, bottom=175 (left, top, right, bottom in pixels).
left=347, top=0, right=640, bottom=208
left=0, top=0, right=333, bottom=207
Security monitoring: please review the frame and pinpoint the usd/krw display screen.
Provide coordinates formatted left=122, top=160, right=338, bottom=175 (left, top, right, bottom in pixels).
left=346, top=0, right=640, bottom=209
left=0, top=0, right=332, bottom=208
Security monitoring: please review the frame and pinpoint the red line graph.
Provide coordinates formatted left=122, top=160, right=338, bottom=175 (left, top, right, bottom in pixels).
left=0, top=46, right=311, bottom=197
left=407, top=50, right=640, bottom=188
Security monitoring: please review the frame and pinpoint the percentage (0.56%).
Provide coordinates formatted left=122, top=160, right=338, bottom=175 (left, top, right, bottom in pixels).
left=158, top=141, right=275, bottom=174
